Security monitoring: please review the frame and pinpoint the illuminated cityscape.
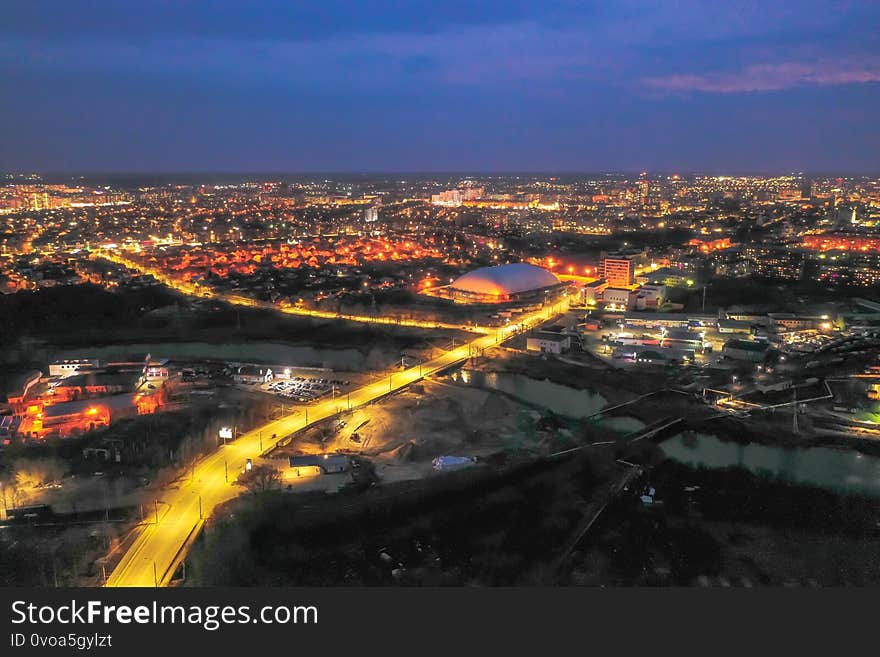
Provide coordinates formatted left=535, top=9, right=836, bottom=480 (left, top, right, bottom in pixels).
left=2, top=1, right=880, bottom=593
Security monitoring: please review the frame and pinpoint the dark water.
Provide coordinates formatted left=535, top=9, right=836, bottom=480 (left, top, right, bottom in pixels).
left=661, top=432, right=880, bottom=498
left=59, top=341, right=372, bottom=370
left=451, top=369, right=608, bottom=418
left=450, top=369, right=646, bottom=434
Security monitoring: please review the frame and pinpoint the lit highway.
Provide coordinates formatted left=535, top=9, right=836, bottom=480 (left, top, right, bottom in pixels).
left=104, top=278, right=568, bottom=586
left=96, top=250, right=490, bottom=334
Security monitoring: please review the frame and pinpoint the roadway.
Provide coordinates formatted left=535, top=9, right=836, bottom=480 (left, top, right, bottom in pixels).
left=105, top=297, right=568, bottom=587
left=96, top=250, right=489, bottom=334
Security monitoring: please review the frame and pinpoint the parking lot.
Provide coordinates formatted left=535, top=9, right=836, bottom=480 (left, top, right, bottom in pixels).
left=258, top=375, right=352, bottom=403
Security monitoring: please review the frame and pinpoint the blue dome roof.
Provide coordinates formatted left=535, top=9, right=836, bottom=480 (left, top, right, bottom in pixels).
left=450, top=263, right=560, bottom=296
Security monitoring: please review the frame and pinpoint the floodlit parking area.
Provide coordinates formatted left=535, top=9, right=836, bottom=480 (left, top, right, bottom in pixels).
left=259, top=375, right=352, bottom=402
left=780, top=330, right=839, bottom=353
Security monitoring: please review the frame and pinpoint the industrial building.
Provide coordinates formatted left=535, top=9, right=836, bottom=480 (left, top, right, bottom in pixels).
left=28, top=393, right=149, bottom=439
left=631, top=284, right=666, bottom=310
left=48, top=359, right=102, bottom=378
left=288, top=454, right=351, bottom=475
left=644, top=266, right=694, bottom=288
left=722, top=339, right=770, bottom=362
left=50, top=370, right=139, bottom=402
left=611, top=344, right=695, bottom=365
left=526, top=331, right=572, bottom=354
left=582, top=279, right=608, bottom=305
left=233, top=365, right=274, bottom=385
left=602, top=286, right=632, bottom=310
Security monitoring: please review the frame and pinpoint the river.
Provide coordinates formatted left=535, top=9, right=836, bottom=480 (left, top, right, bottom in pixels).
left=451, top=369, right=645, bottom=433
left=451, top=370, right=880, bottom=497
left=661, top=432, right=880, bottom=498
left=57, top=341, right=371, bottom=371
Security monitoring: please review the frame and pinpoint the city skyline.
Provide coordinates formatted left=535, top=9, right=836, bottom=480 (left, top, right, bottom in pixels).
left=4, top=0, right=880, bottom=602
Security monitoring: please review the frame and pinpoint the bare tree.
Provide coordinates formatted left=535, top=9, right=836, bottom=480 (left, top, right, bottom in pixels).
left=237, top=464, right=280, bottom=493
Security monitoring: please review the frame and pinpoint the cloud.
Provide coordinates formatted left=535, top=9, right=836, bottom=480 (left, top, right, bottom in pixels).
left=0, top=22, right=623, bottom=91
left=642, top=60, right=880, bottom=93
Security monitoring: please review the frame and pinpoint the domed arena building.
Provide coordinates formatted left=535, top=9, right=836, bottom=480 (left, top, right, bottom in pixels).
left=441, top=262, right=565, bottom=305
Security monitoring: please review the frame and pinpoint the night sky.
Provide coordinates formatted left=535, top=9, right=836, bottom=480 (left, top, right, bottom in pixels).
left=1, top=1, right=879, bottom=173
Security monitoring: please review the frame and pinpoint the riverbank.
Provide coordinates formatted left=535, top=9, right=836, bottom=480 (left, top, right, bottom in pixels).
left=1, top=284, right=469, bottom=370
left=562, top=459, right=880, bottom=585
left=187, top=448, right=619, bottom=586
left=269, top=377, right=616, bottom=483
left=470, top=348, right=670, bottom=407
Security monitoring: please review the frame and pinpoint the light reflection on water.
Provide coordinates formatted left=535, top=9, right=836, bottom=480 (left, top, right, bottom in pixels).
left=451, top=369, right=644, bottom=434
left=661, top=432, right=880, bottom=498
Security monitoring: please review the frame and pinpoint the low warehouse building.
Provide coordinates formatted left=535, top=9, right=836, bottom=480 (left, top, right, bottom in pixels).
left=526, top=331, right=571, bottom=354
left=722, top=339, right=770, bottom=362
left=602, top=287, right=632, bottom=310
left=288, top=454, right=351, bottom=474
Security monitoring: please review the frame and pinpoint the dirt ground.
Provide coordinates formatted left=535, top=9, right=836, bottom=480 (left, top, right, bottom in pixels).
left=271, top=377, right=575, bottom=483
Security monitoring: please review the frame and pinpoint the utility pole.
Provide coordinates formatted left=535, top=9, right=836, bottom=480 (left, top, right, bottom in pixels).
left=153, top=560, right=158, bottom=588
left=224, top=460, right=228, bottom=483
left=154, top=500, right=159, bottom=524
left=198, top=495, right=202, bottom=519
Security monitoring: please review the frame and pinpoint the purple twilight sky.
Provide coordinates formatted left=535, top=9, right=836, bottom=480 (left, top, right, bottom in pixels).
left=1, top=1, right=878, bottom=173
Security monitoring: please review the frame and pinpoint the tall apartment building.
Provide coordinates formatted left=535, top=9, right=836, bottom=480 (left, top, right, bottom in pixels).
left=602, top=254, right=636, bottom=287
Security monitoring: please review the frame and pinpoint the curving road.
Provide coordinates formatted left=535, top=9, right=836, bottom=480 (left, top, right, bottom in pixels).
left=96, top=250, right=488, bottom=334
left=105, top=300, right=568, bottom=587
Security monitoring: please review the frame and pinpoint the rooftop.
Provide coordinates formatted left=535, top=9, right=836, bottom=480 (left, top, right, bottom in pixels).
left=450, top=263, right=560, bottom=297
